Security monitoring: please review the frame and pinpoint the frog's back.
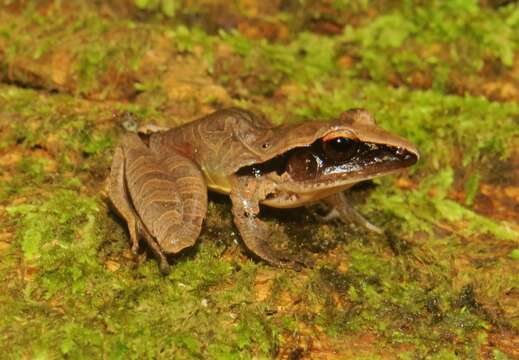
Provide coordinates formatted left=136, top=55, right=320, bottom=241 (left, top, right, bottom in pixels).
left=149, top=108, right=275, bottom=193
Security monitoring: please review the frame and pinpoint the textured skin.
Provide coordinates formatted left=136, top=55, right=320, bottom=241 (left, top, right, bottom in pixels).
left=148, top=108, right=276, bottom=186
left=108, top=143, right=140, bottom=253
left=108, top=133, right=206, bottom=273
left=124, top=133, right=207, bottom=254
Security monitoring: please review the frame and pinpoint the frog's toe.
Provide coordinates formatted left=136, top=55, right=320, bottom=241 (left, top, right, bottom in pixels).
left=279, top=252, right=314, bottom=270
left=311, top=207, right=341, bottom=223
left=158, top=258, right=171, bottom=275
left=131, top=242, right=140, bottom=255
left=319, top=193, right=384, bottom=234
left=249, top=244, right=311, bottom=270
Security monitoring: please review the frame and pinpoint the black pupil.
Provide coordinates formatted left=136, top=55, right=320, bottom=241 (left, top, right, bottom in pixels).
left=323, top=137, right=359, bottom=161
left=329, top=137, right=353, bottom=150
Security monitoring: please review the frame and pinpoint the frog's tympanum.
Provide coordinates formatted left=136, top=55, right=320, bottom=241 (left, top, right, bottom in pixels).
left=108, top=108, right=419, bottom=273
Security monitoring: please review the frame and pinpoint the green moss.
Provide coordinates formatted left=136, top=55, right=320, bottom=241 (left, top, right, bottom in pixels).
left=509, top=249, right=519, bottom=261
left=217, top=29, right=338, bottom=94
left=0, top=4, right=146, bottom=98
left=1, top=1, right=518, bottom=358
left=15, top=157, right=49, bottom=182
left=493, top=349, right=513, bottom=360
left=464, top=172, right=481, bottom=206
left=340, top=1, right=519, bottom=90
left=301, top=240, right=497, bottom=357
left=135, top=0, right=177, bottom=18
left=6, top=189, right=99, bottom=277
left=3, top=190, right=277, bottom=358
left=364, top=170, right=517, bottom=241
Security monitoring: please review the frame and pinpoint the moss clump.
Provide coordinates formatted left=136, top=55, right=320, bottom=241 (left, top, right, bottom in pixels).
left=341, top=1, right=519, bottom=88
left=365, top=170, right=517, bottom=240
left=3, top=188, right=278, bottom=358
left=0, top=4, right=146, bottom=99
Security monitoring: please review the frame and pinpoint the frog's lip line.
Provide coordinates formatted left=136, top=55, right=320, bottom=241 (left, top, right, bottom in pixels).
left=276, top=166, right=413, bottom=194
left=270, top=151, right=418, bottom=194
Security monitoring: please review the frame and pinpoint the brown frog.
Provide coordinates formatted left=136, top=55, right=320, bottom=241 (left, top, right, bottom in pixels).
left=108, top=108, right=419, bottom=273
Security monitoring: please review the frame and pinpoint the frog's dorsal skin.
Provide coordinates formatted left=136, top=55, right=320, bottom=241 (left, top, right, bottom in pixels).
left=108, top=107, right=419, bottom=273
left=148, top=108, right=277, bottom=192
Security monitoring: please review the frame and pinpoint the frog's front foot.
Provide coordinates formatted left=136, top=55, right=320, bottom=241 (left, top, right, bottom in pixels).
left=315, top=192, right=383, bottom=234
left=230, top=175, right=310, bottom=269
left=237, top=215, right=305, bottom=268
left=240, top=216, right=312, bottom=269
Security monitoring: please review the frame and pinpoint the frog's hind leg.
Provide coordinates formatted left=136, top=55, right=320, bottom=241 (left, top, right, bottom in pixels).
left=107, top=144, right=141, bottom=254
left=108, top=143, right=171, bottom=274
left=122, top=133, right=207, bottom=265
left=137, top=220, right=171, bottom=274
left=317, top=192, right=382, bottom=234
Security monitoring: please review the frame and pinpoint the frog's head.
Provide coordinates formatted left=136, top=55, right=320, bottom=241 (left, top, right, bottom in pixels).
left=238, top=109, right=419, bottom=206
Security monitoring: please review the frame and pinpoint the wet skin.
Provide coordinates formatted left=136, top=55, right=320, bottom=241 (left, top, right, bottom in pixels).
left=108, top=108, right=419, bottom=273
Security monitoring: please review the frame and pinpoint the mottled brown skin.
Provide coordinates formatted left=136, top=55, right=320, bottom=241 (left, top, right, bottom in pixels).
left=108, top=108, right=419, bottom=273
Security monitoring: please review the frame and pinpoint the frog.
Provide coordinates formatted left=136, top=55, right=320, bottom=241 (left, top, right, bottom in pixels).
left=108, top=107, right=419, bottom=273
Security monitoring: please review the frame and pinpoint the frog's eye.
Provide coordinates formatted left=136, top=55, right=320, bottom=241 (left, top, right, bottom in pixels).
left=323, top=137, right=359, bottom=161
left=326, top=137, right=354, bottom=151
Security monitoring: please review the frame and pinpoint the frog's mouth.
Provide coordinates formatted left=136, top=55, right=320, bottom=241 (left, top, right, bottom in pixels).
left=238, top=136, right=418, bottom=190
